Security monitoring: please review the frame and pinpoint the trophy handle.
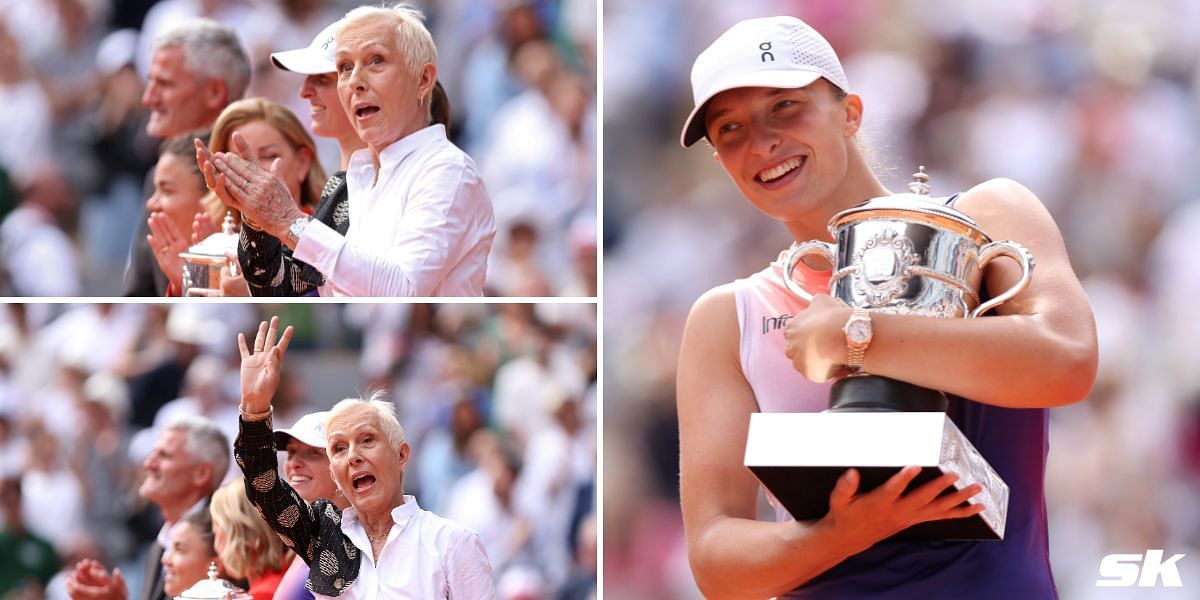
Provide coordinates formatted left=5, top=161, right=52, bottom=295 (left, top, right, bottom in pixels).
left=969, top=240, right=1035, bottom=318
left=783, top=241, right=836, bottom=303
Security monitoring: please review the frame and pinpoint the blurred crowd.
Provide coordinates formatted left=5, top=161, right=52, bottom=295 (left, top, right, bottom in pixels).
left=604, top=0, right=1200, bottom=598
left=0, top=302, right=597, bottom=598
left=0, top=0, right=596, bottom=297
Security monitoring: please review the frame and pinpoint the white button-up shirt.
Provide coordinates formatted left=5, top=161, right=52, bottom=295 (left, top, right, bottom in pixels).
left=314, top=495, right=495, bottom=600
left=293, top=125, right=495, bottom=296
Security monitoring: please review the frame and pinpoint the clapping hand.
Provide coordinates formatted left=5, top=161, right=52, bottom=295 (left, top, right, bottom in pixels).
left=146, top=212, right=190, bottom=293
left=64, top=559, right=128, bottom=600
left=196, top=133, right=305, bottom=244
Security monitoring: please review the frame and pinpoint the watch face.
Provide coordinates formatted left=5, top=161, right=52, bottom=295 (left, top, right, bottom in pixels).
left=846, top=319, right=872, bottom=344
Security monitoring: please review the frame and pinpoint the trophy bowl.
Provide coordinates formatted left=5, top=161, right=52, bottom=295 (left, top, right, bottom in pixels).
left=175, top=562, right=242, bottom=599
left=783, top=167, right=1035, bottom=413
left=180, top=212, right=240, bottom=297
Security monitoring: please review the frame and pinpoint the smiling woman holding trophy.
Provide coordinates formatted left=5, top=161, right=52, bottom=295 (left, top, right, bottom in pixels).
left=675, top=15, right=1098, bottom=600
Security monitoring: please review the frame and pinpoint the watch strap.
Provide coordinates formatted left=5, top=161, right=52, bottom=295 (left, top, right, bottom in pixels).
left=845, top=308, right=871, bottom=372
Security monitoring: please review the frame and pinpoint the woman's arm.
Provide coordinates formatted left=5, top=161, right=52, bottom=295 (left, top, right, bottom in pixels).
left=678, top=286, right=983, bottom=598
left=235, top=317, right=322, bottom=564
left=445, top=531, right=496, bottom=599
left=237, top=176, right=345, bottom=296
left=203, top=135, right=492, bottom=297
left=784, top=178, right=1098, bottom=408
left=290, top=158, right=492, bottom=297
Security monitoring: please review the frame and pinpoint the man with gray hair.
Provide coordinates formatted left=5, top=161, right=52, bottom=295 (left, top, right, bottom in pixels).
left=64, top=416, right=230, bottom=600
left=125, top=18, right=250, bottom=296
left=142, top=18, right=250, bottom=139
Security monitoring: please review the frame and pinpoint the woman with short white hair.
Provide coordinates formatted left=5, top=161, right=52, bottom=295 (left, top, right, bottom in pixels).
left=199, top=4, right=496, bottom=297
left=234, top=316, right=494, bottom=598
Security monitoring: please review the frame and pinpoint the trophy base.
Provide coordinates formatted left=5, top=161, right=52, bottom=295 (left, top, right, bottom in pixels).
left=828, top=376, right=948, bottom=413
left=744, top=412, right=1008, bottom=540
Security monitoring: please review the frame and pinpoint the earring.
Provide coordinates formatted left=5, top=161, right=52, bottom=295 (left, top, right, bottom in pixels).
left=418, top=96, right=424, bottom=108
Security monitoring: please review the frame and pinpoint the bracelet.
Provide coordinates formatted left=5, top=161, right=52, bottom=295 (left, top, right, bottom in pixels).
left=240, top=406, right=272, bottom=421
left=241, top=214, right=263, bottom=231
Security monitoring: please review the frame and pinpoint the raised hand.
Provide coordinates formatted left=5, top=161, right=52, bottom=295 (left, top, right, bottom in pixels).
left=818, top=466, right=985, bottom=556
left=147, top=212, right=188, bottom=293
left=237, top=316, right=294, bottom=416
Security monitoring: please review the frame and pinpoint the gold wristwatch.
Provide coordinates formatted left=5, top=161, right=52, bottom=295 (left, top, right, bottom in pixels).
left=843, top=308, right=873, bottom=373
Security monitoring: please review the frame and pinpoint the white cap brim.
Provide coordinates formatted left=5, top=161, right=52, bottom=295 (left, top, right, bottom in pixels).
left=680, top=69, right=823, bottom=148
left=270, top=47, right=336, bottom=75
left=273, top=426, right=325, bottom=450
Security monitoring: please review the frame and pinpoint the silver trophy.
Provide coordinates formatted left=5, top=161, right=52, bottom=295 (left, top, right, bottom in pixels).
left=744, top=167, right=1034, bottom=540
left=180, top=212, right=240, bottom=297
left=174, top=562, right=242, bottom=599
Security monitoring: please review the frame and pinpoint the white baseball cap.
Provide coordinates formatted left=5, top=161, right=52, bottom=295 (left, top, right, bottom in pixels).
left=680, top=16, right=850, bottom=148
left=273, top=411, right=331, bottom=450
left=270, top=22, right=340, bottom=74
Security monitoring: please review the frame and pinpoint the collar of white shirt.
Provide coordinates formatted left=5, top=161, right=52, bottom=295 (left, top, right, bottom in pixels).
left=340, top=494, right=421, bottom=550
left=346, top=124, right=447, bottom=184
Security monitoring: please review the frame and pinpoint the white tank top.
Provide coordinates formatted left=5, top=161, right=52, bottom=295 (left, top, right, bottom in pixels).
left=733, top=248, right=835, bottom=414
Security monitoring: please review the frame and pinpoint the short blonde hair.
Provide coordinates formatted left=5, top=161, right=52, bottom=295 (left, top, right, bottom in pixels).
left=339, top=3, right=438, bottom=121
left=325, top=389, right=406, bottom=452
left=210, top=479, right=289, bottom=581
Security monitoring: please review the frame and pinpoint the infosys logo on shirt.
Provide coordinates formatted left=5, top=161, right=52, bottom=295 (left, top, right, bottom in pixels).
left=762, top=314, right=793, bottom=335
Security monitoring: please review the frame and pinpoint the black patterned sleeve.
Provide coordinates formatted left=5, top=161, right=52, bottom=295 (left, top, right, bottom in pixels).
left=237, top=173, right=347, bottom=296
left=234, top=416, right=322, bottom=563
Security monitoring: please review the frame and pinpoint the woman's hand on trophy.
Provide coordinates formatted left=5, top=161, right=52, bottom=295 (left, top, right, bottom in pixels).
left=237, top=316, right=294, bottom=417
left=817, top=466, right=985, bottom=556
left=220, top=251, right=251, bottom=297
left=783, top=294, right=854, bottom=381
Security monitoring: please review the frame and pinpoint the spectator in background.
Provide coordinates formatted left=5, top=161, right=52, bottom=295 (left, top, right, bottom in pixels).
left=480, top=42, right=595, bottom=295
left=270, top=410, right=347, bottom=600
left=415, top=397, right=484, bottom=515
left=210, top=479, right=290, bottom=599
left=141, top=131, right=212, bottom=297
left=66, top=416, right=230, bottom=600
left=148, top=98, right=326, bottom=296
left=20, top=423, right=85, bottom=555
left=0, top=477, right=60, bottom=598
left=83, top=28, right=160, bottom=287
left=161, top=507, right=223, bottom=598
left=444, top=430, right=534, bottom=586
left=0, top=164, right=82, bottom=296
left=0, top=17, right=52, bottom=183
left=125, top=18, right=250, bottom=297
